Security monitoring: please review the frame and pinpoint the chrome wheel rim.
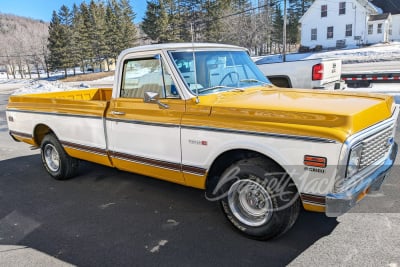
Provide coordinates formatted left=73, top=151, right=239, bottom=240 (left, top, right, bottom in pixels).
left=227, top=179, right=273, bottom=227
left=44, top=144, right=60, bottom=172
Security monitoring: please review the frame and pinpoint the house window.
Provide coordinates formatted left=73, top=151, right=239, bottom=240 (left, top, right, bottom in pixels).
left=321, top=5, right=328, bottom=17
left=339, top=2, right=346, bottom=15
left=311, top=28, right=317, bottom=40
left=377, top=23, right=383, bottom=34
left=345, top=24, right=352, bottom=37
left=368, top=24, right=373, bottom=34
left=327, top=26, right=334, bottom=39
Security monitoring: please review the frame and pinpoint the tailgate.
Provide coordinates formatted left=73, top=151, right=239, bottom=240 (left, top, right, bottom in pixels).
left=321, top=59, right=342, bottom=84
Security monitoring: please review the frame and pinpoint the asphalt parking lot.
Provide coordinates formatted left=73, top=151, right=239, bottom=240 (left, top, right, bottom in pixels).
left=1, top=89, right=400, bottom=267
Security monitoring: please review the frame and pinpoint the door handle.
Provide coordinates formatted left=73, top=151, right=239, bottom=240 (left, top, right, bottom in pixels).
left=111, top=110, right=125, bottom=115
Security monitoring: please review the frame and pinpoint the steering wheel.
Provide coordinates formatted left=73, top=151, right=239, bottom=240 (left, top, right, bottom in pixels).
left=219, top=71, right=240, bottom=86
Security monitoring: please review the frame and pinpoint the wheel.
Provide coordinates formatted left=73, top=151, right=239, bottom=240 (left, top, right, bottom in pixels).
left=219, top=71, right=240, bottom=86
left=218, top=157, right=300, bottom=240
left=40, top=134, right=79, bottom=180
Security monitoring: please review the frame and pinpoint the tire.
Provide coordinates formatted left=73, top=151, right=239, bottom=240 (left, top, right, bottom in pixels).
left=218, top=157, right=300, bottom=240
left=40, top=134, right=79, bottom=180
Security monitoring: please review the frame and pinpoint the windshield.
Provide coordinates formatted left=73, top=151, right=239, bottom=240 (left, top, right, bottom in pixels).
left=170, top=50, right=271, bottom=95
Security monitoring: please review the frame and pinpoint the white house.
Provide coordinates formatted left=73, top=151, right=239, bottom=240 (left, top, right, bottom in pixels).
left=299, top=0, right=400, bottom=49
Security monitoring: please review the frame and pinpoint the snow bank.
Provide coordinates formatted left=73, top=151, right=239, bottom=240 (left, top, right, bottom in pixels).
left=12, top=80, right=89, bottom=95
left=95, top=75, right=115, bottom=82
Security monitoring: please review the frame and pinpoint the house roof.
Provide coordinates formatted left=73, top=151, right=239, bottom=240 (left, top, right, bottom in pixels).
left=369, top=13, right=390, bottom=21
left=369, top=0, right=400, bottom=15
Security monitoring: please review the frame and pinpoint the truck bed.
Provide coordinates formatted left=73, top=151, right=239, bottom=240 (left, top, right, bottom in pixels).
left=8, top=88, right=113, bottom=117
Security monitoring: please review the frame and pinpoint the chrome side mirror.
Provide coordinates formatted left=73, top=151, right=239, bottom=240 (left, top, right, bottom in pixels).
left=144, top=92, right=169, bottom=109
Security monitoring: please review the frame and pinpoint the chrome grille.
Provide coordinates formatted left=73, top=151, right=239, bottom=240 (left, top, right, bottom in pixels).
left=359, top=126, right=394, bottom=169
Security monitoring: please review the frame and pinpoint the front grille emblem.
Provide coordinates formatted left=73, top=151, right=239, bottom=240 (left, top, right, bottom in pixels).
left=386, top=137, right=394, bottom=148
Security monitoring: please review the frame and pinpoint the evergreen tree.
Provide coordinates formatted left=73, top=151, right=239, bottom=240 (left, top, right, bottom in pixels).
left=202, top=0, right=229, bottom=42
left=89, top=0, right=108, bottom=71
left=48, top=6, right=73, bottom=76
left=58, top=5, right=74, bottom=72
left=76, top=2, right=94, bottom=72
left=105, top=0, right=121, bottom=67
left=287, top=0, right=314, bottom=45
left=47, top=0, right=138, bottom=73
left=164, top=0, right=182, bottom=42
left=48, top=11, right=64, bottom=71
left=70, top=4, right=81, bottom=74
left=141, top=0, right=169, bottom=43
left=119, top=0, right=138, bottom=48
left=271, top=4, right=284, bottom=53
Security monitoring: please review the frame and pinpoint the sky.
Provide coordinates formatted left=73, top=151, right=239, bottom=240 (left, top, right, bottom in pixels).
left=0, top=0, right=147, bottom=23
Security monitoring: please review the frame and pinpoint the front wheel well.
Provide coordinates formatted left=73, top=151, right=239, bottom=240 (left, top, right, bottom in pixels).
left=205, top=149, right=290, bottom=197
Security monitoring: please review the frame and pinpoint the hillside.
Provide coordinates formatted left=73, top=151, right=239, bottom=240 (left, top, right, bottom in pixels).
left=0, top=13, right=49, bottom=75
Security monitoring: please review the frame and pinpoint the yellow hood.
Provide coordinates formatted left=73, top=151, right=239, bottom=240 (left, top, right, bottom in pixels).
left=197, top=87, right=395, bottom=142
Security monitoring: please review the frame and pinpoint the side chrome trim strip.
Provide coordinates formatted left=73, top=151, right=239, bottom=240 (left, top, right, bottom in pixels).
left=6, top=109, right=102, bottom=120
left=106, top=118, right=179, bottom=128
left=61, top=141, right=207, bottom=176
left=110, top=151, right=207, bottom=176
left=107, top=119, right=336, bottom=143
left=8, top=109, right=336, bottom=144
left=61, top=140, right=108, bottom=156
left=9, top=130, right=33, bottom=139
left=182, top=125, right=337, bottom=143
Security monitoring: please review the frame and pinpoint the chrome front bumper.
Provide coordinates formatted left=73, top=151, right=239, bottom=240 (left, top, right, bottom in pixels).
left=325, top=142, right=398, bottom=217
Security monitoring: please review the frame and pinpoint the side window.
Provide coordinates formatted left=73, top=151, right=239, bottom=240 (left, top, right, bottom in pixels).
left=377, top=23, right=383, bottom=34
left=327, top=26, right=334, bottom=39
left=368, top=24, right=373, bottom=35
left=120, top=56, right=179, bottom=99
left=311, top=28, right=317, bottom=41
left=321, top=5, right=327, bottom=17
left=339, top=2, right=346, bottom=15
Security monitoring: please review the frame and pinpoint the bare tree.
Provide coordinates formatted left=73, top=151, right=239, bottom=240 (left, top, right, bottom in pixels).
left=0, top=13, right=49, bottom=79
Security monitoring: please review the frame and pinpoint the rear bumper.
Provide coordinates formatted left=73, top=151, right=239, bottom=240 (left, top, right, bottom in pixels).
left=312, top=80, right=346, bottom=90
left=325, top=142, right=398, bottom=217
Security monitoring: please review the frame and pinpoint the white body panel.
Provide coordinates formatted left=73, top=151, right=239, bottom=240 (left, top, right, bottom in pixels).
left=181, top=127, right=342, bottom=195
left=7, top=111, right=106, bottom=150
left=106, top=120, right=181, bottom=166
left=8, top=108, right=342, bottom=195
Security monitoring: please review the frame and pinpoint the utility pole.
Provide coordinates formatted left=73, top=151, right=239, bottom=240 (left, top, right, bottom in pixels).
left=283, top=0, right=287, bottom=62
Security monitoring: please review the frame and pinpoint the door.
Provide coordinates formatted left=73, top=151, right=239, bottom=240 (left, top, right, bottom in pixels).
left=106, top=54, right=185, bottom=183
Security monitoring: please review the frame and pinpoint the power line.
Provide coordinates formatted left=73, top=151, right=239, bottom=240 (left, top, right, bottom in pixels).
left=190, top=2, right=277, bottom=27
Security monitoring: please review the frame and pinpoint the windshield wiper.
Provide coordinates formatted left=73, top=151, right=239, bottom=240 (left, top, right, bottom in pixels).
left=239, top=79, right=271, bottom=86
left=198, top=85, right=233, bottom=93
left=228, top=88, right=245, bottom=92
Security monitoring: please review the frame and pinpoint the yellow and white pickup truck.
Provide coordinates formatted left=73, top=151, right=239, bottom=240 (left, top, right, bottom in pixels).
left=6, top=43, right=399, bottom=240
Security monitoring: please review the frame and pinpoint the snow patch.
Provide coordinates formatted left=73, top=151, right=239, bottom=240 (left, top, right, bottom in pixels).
left=149, top=240, right=168, bottom=253
left=99, top=203, right=116, bottom=209
left=255, top=42, right=400, bottom=65
left=11, top=80, right=89, bottom=95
